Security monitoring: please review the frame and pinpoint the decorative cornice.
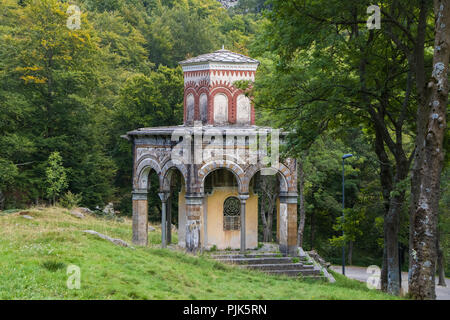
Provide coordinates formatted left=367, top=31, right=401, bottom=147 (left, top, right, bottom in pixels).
left=182, top=62, right=258, bottom=72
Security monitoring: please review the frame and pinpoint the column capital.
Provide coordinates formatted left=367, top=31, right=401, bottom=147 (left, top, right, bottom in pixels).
left=185, top=193, right=204, bottom=205
left=238, top=193, right=250, bottom=202
left=158, top=192, right=170, bottom=202
left=279, top=192, right=298, bottom=204
left=132, top=189, right=148, bottom=200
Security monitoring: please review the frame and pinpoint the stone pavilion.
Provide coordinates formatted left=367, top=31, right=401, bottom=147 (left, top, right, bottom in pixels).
left=124, top=49, right=299, bottom=255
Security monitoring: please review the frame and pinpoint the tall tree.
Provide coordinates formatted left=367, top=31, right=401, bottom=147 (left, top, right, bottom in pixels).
left=45, top=152, right=68, bottom=205
left=252, top=0, right=419, bottom=295
left=409, top=0, right=450, bottom=300
left=0, top=0, right=116, bottom=207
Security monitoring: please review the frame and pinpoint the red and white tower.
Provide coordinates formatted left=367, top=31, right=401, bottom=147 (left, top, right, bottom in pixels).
left=179, top=48, right=259, bottom=126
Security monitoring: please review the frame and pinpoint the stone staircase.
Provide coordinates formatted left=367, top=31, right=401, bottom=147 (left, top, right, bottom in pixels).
left=210, top=252, right=325, bottom=280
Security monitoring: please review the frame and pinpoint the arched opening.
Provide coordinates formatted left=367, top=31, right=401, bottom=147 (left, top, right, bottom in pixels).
left=133, top=165, right=161, bottom=246
left=163, top=167, right=185, bottom=246
left=136, top=164, right=185, bottom=247
left=203, top=168, right=257, bottom=250
left=249, top=170, right=284, bottom=246
left=146, top=169, right=161, bottom=224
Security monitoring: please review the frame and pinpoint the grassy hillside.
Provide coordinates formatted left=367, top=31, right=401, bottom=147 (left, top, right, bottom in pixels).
left=0, top=207, right=401, bottom=300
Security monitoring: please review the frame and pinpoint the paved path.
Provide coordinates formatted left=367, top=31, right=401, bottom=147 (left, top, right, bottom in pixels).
left=330, top=265, right=450, bottom=300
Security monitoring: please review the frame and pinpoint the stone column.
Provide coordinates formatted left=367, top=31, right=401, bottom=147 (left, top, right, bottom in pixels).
left=239, top=194, right=249, bottom=254
left=185, top=194, right=204, bottom=253
left=132, top=189, right=148, bottom=246
left=158, top=192, right=169, bottom=248
left=167, top=194, right=172, bottom=244
left=279, top=192, right=298, bottom=256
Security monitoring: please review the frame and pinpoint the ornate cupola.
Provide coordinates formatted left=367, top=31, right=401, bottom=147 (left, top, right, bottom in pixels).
left=179, top=48, right=260, bottom=126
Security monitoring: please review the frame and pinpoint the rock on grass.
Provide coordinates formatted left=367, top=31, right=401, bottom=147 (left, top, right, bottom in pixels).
left=69, top=209, right=85, bottom=219
left=83, top=230, right=133, bottom=248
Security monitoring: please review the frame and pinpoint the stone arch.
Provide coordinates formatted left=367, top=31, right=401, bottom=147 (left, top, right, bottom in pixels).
left=135, top=156, right=162, bottom=190
left=198, top=160, right=245, bottom=194
left=243, top=163, right=291, bottom=194
left=161, top=160, right=187, bottom=192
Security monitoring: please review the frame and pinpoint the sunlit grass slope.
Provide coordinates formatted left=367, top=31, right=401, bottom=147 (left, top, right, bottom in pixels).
left=0, top=207, right=401, bottom=300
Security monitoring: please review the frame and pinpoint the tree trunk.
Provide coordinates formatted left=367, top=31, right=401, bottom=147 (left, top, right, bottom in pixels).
left=260, top=196, right=268, bottom=242
left=384, top=157, right=409, bottom=296
left=297, top=160, right=306, bottom=248
left=267, top=195, right=275, bottom=242
left=0, top=190, right=5, bottom=211
left=437, top=249, right=446, bottom=287
left=385, top=193, right=402, bottom=296
left=310, top=210, right=315, bottom=250
left=374, top=128, right=393, bottom=292
left=409, top=0, right=450, bottom=300
left=348, top=240, right=353, bottom=266
left=381, top=244, right=388, bottom=292
left=267, top=210, right=273, bottom=242
left=259, top=175, right=279, bottom=243
left=437, top=231, right=446, bottom=287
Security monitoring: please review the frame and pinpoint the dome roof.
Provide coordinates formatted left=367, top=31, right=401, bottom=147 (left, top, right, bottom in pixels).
left=179, top=49, right=259, bottom=65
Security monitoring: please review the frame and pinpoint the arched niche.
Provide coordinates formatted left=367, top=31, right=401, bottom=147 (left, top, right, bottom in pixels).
left=199, top=93, right=208, bottom=123
left=236, top=94, right=251, bottom=124
left=213, top=93, right=228, bottom=124
left=186, top=93, right=195, bottom=123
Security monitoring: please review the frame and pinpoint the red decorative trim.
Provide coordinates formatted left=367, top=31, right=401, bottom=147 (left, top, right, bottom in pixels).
left=182, top=68, right=257, bottom=125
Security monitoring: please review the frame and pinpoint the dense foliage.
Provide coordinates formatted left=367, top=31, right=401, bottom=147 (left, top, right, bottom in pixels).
left=0, top=0, right=448, bottom=282
left=0, top=0, right=260, bottom=211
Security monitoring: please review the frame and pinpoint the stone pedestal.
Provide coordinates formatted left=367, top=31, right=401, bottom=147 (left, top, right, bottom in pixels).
left=132, top=189, right=148, bottom=246
left=279, top=192, right=298, bottom=256
left=239, top=194, right=250, bottom=254
left=158, top=192, right=170, bottom=248
left=185, top=194, right=204, bottom=253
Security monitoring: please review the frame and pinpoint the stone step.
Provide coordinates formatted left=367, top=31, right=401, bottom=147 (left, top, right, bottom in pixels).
left=240, top=263, right=314, bottom=271
left=210, top=253, right=283, bottom=259
left=214, top=257, right=294, bottom=265
left=265, top=269, right=322, bottom=277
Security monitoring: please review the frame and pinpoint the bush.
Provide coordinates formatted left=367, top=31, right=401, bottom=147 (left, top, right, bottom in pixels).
left=59, top=191, right=83, bottom=209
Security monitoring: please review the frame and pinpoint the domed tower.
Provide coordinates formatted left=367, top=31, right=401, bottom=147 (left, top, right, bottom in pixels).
left=179, top=48, right=259, bottom=126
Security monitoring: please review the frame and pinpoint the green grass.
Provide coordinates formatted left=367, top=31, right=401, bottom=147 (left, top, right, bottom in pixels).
left=0, top=207, right=402, bottom=300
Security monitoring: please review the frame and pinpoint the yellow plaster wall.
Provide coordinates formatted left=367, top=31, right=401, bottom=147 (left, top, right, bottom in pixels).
left=205, top=187, right=258, bottom=250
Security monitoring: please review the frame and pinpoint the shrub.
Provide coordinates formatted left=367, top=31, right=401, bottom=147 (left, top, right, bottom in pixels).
left=59, top=191, right=83, bottom=209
